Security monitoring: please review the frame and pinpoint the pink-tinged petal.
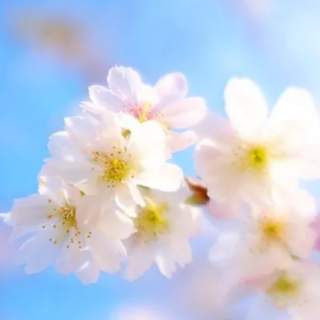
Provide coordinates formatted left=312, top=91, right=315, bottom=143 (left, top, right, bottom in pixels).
left=89, top=85, right=123, bottom=111
left=160, top=97, right=207, bottom=129
left=194, top=143, right=219, bottom=178
left=168, top=130, right=197, bottom=152
left=76, top=259, right=100, bottom=284
left=155, top=73, right=188, bottom=102
left=107, top=66, right=142, bottom=99
left=134, top=163, right=183, bottom=192
left=80, top=101, right=102, bottom=115
left=270, top=88, right=320, bottom=144
left=285, top=226, right=317, bottom=259
left=225, top=78, right=268, bottom=138
left=290, top=155, right=320, bottom=179
left=312, top=215, right=320, bottom=251
left=193, top=111, right=235, bottom=147
left=124, top=244, right=156, bottom=281
left=206, top=200, right=241, bottom=219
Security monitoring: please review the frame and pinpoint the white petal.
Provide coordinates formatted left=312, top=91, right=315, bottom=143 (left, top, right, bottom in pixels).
left=11, top=194, right=52, bottom=227
left=134, top=163, right=183, bottom=192
left=10, top=226, right=35, bottom=240
left=65, top=115, right=98, bottom=146
left=87, top=231, right=125, bottom=273
left=160, top=97, right=207, bottom=129
left=128, top=184, right=145, bottom=207
left=124, top=244, right=156, bottom=281
left=115, top=184, right=142, bottom=217
left=169, top=207, right=200, bottom=237
left=168, top=130, right=197, bottom=152
left=225, top=78, right=268, bottom=138
left=80, top=101, right=102, bottom=115
left=76, top=259, right=100, bottom=284
left=116, top=112, right=140, bottom=131
left=44, top=159, right=99, bottom=192
left=155, top=249, right=177, bottom=278
left=55, top=241, right=88, bottom=275
left=48, top=131, right=80, bottom=161
left=100, top=208, right=134, bottom=239
left=107, top=66, right=142, bottom=99
left=19, top=228, right=61, bottom=274
left=128, top=121, right=167, bottom=162
left=155, top=73, right=188, bottom=102
left=89, top=85, right=123, bottom=111
left=209, top=233, right=241, bottom=267
left=165, top=237, right=192, bottom=267
left=270, top=88, right=320, bottom=144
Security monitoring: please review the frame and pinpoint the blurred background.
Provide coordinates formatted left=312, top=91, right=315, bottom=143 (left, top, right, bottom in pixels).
left=1, top=0, right=320, bottom=319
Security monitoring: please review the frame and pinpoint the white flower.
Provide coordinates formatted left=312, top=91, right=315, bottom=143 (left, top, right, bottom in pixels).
left=82, top=66, right=207, bottom=152
left=123, top=186, right=200, bottom=280
left=41, top=113, right=183, bottom=214
left=246, top=262, right=320, bottom=320
left=210, top=190, right=317, bottom=281
left=2, top=178, right=134, bottom=284
left=194, top=78, right=320, bottom=217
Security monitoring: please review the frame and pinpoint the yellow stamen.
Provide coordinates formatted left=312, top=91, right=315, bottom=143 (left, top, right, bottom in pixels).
left=245, top=146, right=268, bottom=172
left=134, top=198, right=169, bottom=240
left=137, top=102, right=153, bottom=123
left=260, top=217, right=285, bottom=243
left=92, top=151, right=132, bottom=186
left=60, top=205, right=77, bottom=229
left=267, top=273, right=301, bottom=307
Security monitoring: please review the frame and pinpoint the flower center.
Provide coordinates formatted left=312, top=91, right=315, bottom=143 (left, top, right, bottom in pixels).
left=260, top=218, right=285, bottom=243
left=60, top=205, right=77, bottom=229
left=92, top=149, right=134, bottom=187
left=125, top=101, right=154, bottom=123
left=104, top=158, right=129, bottom=183
left=134, top=198, right=169, bottom=240
left=243, top=146, right=269, bottom=172
left=45, top=204, right=87, bottom=248
left=136, top=102, right=153, bottom=123
left=267, top=273, right=301, bottom=307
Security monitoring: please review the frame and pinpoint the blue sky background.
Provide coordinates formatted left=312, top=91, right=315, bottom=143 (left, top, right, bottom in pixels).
left=2, top=1, right=320, bottom=319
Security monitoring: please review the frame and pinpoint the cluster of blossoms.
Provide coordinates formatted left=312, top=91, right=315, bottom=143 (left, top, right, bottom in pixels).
left=3, top=66, right=320, bottom=320
left=194, top=79, right=320, bottom=320
left=1, top=66, right=205, bottom=284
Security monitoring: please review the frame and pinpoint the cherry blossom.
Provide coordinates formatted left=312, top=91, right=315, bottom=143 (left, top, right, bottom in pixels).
left=82, top=66, right=207, bottom=152
left=195, top=78, right=320, bottom=217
